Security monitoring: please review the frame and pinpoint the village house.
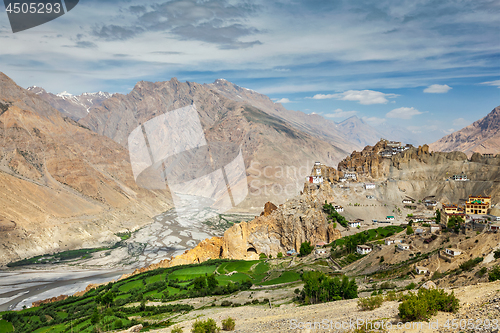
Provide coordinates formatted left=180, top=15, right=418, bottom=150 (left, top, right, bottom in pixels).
left=286, top=249, right=297, bottom=256
left=348, top=221, right=361, bottom=228
left=333, top=205, right=344, bottom=212
left=466, top=195, right=491, bottom=215
left=452, top=174, right=468, bottom=181
left=489, top=223, right=500, bottom=232
left=386, top=216, right=395, bottom=221
left=315, top=248, right=327, bottom=255
left=415, top=266, right=428, bottom=275
left=425, top=200, right=438, bottom=207
left=306, top=175, right=323, bottom=184
left=365, top=183, right=376, bottom=190
left=380, top=150, right=393, bottom=158
left=385, top=239, right=394, bottom=245
left=445, top=248, right=462, bottom=257
left=357, top=245, right=372, bottom=255
left=402, top=197, right=416, bottom=204
left=430, top=226, right=440, bottom=233
left=344, top=172, right=357, bottom=180
left=397, top=243, right=410, bottom=251
left=316, top=242, right=327, bottom=247
left=415, top=228, right=424, bottom=234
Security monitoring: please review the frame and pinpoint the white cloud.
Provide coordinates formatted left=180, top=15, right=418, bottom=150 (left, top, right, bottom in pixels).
left=386, top=107, right=423, bottom=119
left=324, top=108, right=358, bottom=118
left=423, top=84, right=452, bottom=93
left=312, top=90, right=398, bottom=105
left=452, top=118, right=469, bottom=128
left=361, top=116, right=386, bottom=126
left=275, top=98, right=291, bottom=103
left=481, top=80, right=500, bottom=88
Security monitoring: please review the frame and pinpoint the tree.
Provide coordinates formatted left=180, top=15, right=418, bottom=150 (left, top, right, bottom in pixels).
left=101, top=291, right=114, bottom=307
left=90, top=308, right=100, bottom=325
left=207, top=274, right=218, bottom=290
left=300, top=241, right=314, bottom=256
left=406, top=225, right=414, bottom=235
left=277, top=252, right=283, bottom=258
left=435, top=209, right=441, bottom=223
left=193, top=276, right=207, bottom=290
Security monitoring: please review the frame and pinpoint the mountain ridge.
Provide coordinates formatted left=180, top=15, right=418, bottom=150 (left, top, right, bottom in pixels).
left=430, top=105, right=500, bottom=155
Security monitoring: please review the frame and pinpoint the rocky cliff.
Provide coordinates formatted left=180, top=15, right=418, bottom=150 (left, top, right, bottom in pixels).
left=430, top=105, right=500, bottom=156
left=119, top=184, right=341, bottom=279
left=336, top=139, right=500, bottom=205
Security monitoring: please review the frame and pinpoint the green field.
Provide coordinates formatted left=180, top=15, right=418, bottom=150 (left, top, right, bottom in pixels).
left=261, top=271, right=301, bottom=285
left=0, top=259, right=309, bottom=333
left=169, top=265, right=217, bottom=280
left=0, top=320, right=14, bottom=333
left=118, top=279, right=144, bottom=292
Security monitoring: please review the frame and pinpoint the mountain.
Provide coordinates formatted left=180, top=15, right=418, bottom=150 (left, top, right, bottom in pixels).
left=78, top=78, right=352, bottom=210
left=27, top=86, right=111, bottom=120
left=0, top=73, right=171, bottom=265
left=335, top=116, right=384, bottom=148
left=430, top=105, right=500, bottom=156
left=207, top=79, right=363, bottom=151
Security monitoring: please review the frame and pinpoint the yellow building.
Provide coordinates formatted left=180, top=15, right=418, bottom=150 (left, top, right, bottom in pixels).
left=465, top=195, right=491, bottom=215
left=441, top=204, right=465, bottom=223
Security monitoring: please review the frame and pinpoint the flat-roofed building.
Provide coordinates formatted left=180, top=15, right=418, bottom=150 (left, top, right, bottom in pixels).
left=466, top=195, right=491, bottom=215
left=357, top=245, right=372, bottom=255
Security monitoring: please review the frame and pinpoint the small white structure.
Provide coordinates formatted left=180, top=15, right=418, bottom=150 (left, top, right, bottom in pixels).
left=348, top=221, right=361, bottom=228
left=344, top=172, right=357, bottom=180
left=452, top=174, right=468, bottom=181
left=333, top=205, right=344, bottom=212
left=415, top=266, right=428, bottom=274
left=339, top=178, right=347, bottom=182
left=315, top=248, right=327, bottom=255
left=365, top=183, right=376, bottom=190
left=445, top=248, right=462, bottom=257
left=394, top=239, right=403, bottom=243
left=397, top=243, right=410, bottom=251
left=385, top=239, right=394, bottom=245
left=357, top=245, right=372, bottom=255
left=306, top=176, right=323, bottom=184
left=430, top=226, right=440, bottom=233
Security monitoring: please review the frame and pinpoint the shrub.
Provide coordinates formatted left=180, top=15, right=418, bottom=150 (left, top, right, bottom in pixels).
left=222, top=317, right=236, bottom=331
left=398, top=288, right=459, bottom=322
left=268, top=254, right=272, bottom=259
left=459, top=257, right=483, bottom=271
left=357, top=295, right=384, bottom=311
left=259, top=253, right=267, bottom=259
left=379, top=281, right=395, bottom=289
left=405, top=282, right=416, bottom=290
left=192, top=318, right=220, bottom=333
left=494, top=250, right=500, bottom=259
left=477, top=267, right=487, bottom=277
left=379, top=256, right=385, bottom=263
left=114, top=319, right=123, bottom=329
left=406, top=225, right=414, bottom=235
left=220, top=300, right=232, bottom=307
left=489, top=265, right=500, bottom=282
left=277, top=252, right=283, bottom=258
left=172, top=325, right=183, bottom=333
left=299, top=241, right=314, bottom=256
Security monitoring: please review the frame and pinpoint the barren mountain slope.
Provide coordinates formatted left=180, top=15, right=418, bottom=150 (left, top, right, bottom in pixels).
left=430, top=105, right=500, bottom=156
left=79, top=78, right=350, bottom=209
left=0, top=73, right=172, bottom=265
left=27, top=86, right=111, bottom=120
left=207, top=79, right=365, bottom=151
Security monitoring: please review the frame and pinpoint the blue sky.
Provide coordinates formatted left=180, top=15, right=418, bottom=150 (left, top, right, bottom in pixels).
left=0, top=0, right=499, bottom=143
